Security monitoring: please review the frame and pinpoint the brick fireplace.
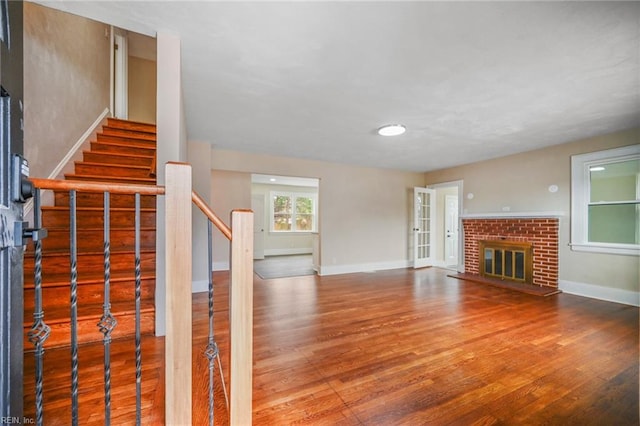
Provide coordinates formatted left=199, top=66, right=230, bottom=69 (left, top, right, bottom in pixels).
left=462, top=217, right=559, bottom=288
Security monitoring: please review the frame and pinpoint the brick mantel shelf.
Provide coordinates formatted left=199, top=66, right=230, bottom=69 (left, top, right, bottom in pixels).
left=461, top=211, right=565, bottom=219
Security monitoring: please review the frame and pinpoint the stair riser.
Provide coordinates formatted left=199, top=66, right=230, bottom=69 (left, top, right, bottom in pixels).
left=41, top=229, right=156, bottom=252
left=106, top=118, right=156, bottom=133
left=55, top=192, right=157, bottom=209
left=25, top=252, right=156, bottom=275
left=42, top=209, right=156, bottom=228
left=64, top=174, right=156, bottom=185
left=74, top=163, right=153, bottom=178
left=82, top=152, right=153, bottom=167
left=97, top=133, right=156, bottom=146
left=90, top=142, right=155, bottom=156
left=24, top=279, right=155, bottom=313
left=24, top=309, right=155, bottom=349
left=101, top=126, right=156, bottom=141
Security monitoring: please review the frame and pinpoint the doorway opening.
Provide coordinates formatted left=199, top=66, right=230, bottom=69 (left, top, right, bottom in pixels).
left=428, top=180, right=463, bottom=271
left=251, top=174, right=320, bottom=279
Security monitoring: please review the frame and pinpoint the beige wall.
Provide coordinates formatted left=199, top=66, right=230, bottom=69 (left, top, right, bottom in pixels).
left=211, top=170, right=252, bottom=269
left=211, top=149, right=425, bottom=274
left=24, top=2, right=110, bottom=178
left=128, top=56, right=157, bottom=124
left=188, top=141, right=212, bottom=288
left=424, top=128, right=639, bottom=296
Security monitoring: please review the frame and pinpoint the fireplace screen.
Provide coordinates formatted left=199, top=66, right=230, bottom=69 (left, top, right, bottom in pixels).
left=479, top=240, right=533, bottom=284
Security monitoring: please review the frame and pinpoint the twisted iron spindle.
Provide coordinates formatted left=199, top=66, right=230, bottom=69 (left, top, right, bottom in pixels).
left=98, top=192, right=117, bottom=425
left=204, top=220, right=216, bottom=426
left=27, top=189, right=50, bottom=426
left=69, top=190, right=79, bottom=426
left=134, top=193, right=142, bottom=426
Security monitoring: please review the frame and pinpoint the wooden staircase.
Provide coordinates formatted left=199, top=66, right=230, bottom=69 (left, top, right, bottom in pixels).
left=24, top=118, right=157, bottom=349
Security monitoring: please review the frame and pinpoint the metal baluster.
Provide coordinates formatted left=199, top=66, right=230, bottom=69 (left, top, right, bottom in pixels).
left=204, top=220, right=228, bottom=424
left=69, top=190, right=79, bottom=425
left=27, top=189, right=50, bottom=426
left=204, top=220, right=216, bottom=426
left=134, top=193, right=142, bottom=426
left=98, top=192, right=117, bottom=425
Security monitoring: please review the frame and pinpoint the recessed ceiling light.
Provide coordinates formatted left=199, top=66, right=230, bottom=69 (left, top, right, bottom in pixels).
left=590, top=166, right=605, bottom=172
left=377, top=124, right=406, bottom=136
left=269, top=178, right=277, bottom=182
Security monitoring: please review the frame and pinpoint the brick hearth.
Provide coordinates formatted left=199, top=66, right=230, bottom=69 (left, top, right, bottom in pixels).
left=462, top=217, right=559, bottom=288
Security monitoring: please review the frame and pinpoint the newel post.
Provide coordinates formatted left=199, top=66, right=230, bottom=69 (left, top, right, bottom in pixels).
left=164, top=162, right=193, bottom=424
left=229, top=209, right=254, bottom=425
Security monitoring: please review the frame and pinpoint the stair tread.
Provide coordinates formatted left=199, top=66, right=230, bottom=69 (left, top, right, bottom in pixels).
left=107, top=117, right=156, bottom=128
left=92, top=139, right=155, bottom=148
left=82, top=150, right=154, bottom=159
left=101, top=129, right=156, bottom=142
left=63, top=174, right=156, bottom=183
left=75, top=161, right=152, bottom=170
left=103, top=123, right=156, bottom=133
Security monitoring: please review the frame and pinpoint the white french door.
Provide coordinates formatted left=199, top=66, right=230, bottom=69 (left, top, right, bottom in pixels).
left=444, top=194, right=459, bottom=267
left=413, top=187, right=436, bottom=268
left=251, top=194, right=265, bottom=260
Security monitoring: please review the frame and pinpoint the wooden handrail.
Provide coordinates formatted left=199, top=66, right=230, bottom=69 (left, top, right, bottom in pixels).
left=149, top=151, right=157, bottom=177
left=30, top=178, right=165, bottom=196
left=191, top=190, right=232, bottom=240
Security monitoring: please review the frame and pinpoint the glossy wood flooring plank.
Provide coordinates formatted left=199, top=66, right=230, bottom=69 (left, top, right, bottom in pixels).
left=24, top=267, right=639, bottom=425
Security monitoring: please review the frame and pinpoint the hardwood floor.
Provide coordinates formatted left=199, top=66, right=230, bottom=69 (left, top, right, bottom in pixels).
left=24, top=267, right=639, bottom=424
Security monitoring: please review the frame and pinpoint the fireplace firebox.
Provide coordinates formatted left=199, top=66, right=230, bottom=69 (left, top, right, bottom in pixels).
left=479, top=240, right=533, bottom=284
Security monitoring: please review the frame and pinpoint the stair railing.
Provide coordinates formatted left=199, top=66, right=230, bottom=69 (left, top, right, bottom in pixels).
left=26, top=162, right=253, bottom=425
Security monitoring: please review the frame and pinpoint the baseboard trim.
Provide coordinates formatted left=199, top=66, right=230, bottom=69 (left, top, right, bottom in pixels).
left=213, top=261, right=230, bottom=272
left=192, top=279, right=209, bottom=294
left=264, top=248, right=312, bottom=256
left=51, top=107, right=111, bottom=180
left=319, top=260, right=410, bottom=276
left=559, top=279, right=639, bottom=307
left=24, top=108, right=110, bottom=216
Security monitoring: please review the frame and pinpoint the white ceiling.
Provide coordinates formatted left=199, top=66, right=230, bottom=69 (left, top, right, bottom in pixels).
left=39, top=1, right=640, bottom=172
left=251, top=173, right=319, bottom=188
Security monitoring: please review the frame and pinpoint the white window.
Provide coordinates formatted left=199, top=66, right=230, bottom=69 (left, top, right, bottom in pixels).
left=571, top=145, right=640, bottom=255
left=270, top=191, right=317, bottom=232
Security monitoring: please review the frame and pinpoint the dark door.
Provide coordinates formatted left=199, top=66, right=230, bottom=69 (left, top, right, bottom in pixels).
left=0, top=0, right=25, bottom=417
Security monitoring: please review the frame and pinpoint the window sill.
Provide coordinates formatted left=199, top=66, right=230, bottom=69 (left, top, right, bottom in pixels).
left=270, top=231, right=315, bottom=235
left=570, top=243, right=640, bottom=256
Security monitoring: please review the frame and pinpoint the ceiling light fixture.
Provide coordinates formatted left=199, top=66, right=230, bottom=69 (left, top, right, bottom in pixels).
left=377, top=124, right=406, bottom=136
